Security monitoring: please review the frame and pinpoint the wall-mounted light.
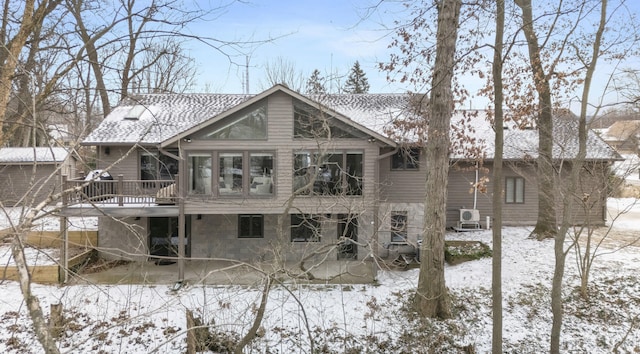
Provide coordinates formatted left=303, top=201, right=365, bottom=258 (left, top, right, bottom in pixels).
left=367, top=137, right=376, bottom=143
left=196, top=214, right=202, bottom=220
left=104, top=147, right=110, bottom=155
left=134, top=216, right=141, bottom=220
left=183, top=138, right=192, bottom=143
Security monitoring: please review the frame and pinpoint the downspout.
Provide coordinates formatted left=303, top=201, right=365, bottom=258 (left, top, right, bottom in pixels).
left=474, top=161, right=479, bottom=210
left=177, top=143, right=185, bottom=281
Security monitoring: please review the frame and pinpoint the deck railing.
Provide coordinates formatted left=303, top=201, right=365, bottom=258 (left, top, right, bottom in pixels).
left=63, top=175, right=178, bottom=206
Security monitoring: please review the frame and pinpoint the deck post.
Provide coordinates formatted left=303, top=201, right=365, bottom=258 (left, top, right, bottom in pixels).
left=62, top=175, right=68, bottom=206
left=117, top=174, right=124, bottom=206
left=59, top=216, right=68, bottom=283
left=178, top=152, right=185, bottom=281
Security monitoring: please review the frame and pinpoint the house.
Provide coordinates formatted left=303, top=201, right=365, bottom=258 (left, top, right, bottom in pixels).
left=600, top=120, right=640, bottom=154
left=0, top=147, right=78, bottom=207
left=60, top=85, right=620, bottom=275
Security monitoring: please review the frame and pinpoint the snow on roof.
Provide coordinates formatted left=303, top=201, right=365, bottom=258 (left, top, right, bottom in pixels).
left=83, top=93, right=253, bottom=145
left=603, top=120, right=640, bottom=141
left=0, top=147, right=70, bottom=164
left=84, top=88, right=619, bottom=161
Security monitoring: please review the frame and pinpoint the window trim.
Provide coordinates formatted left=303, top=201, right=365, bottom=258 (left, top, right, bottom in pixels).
left=238, top=214, right=264, bottom=238
left=505, top=176, right=525, bottom=204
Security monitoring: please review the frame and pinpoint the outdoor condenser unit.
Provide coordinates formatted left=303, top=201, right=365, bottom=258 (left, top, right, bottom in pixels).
left=459, top=209, right=480, bottom=222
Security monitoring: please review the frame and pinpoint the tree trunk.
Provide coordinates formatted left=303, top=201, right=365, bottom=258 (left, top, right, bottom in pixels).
left=0, top=0, right=53, bottom=145
left=67, top=0, right=113, bottom=117
left=414, top=0, right=461, bottom=319
left=11, top=233, right=60, bottom=354
left=514, top=0, right=557, bottom=240
left=491, top=0, right=505, bottom=352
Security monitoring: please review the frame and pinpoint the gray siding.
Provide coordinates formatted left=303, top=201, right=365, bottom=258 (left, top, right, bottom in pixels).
left=180, top=93, right=377, bottom=218
left=0, top=164, right=61, bottom=206
left=94, top=146, right=139, bottom=179
left=379, top=147, right=427, bottom=203
left=380, top=161, right=541, bottom=229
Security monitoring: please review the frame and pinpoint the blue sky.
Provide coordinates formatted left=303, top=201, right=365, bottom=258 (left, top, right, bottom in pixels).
left=182, top=1, right=640, bottom=114
left=185, top=0, right=409, bottom=94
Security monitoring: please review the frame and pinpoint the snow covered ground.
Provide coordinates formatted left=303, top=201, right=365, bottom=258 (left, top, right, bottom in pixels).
left=0, top=209, right=97, bottom=267
left=0, top=208, right=98, bottom=232
left=0, top=200, right=638, bottom=353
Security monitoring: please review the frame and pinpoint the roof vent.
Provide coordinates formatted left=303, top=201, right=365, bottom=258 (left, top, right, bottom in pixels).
left=124, top=105, right=146, bottom=120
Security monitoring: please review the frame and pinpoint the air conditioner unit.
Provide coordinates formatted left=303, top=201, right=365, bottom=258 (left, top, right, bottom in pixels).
left=459, top=209, right=480, bottom=222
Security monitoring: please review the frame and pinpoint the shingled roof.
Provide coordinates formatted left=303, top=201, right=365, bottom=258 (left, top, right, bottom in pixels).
left=0, top=147, right=71, bottom=164
left=83, top=93, right=254, bottom=145
left=83, top=85, right=619, bottom=161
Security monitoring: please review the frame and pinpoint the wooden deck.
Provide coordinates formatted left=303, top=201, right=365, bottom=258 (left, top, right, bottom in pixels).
left=63, top=175, right=177, bottom=206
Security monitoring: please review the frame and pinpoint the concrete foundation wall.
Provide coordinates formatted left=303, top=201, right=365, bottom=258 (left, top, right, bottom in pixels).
left=98, top=217, right=148, bottom=261
left=98, top=211, right=375, bottom=263
left=191, top=213, right=374, bottom=262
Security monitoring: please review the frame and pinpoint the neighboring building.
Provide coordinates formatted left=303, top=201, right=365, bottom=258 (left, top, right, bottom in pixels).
left=600, top=120, right=640, bottom=154
left=60, top=85, right=620, bottom=269
left=0, top=147, right=78, bottom=207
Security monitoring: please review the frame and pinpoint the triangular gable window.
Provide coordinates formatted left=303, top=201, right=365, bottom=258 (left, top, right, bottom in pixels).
left=196, top=101, right=267, bottom=140
left=293, top=99, right=360, bottom=139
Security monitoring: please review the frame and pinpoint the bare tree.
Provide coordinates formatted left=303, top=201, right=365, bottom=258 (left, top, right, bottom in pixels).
left=261, top=56, right=306, bottom=92
left=491, top=0, right=505, bottom=351
left=0, top=0, right=62, bottom=146
left=135, top=40, right=197, bottom=94
left=551, top=2, right=607, bottom=350
left=514, top=0, right=558, bottom=240
left=414, top=0, right=462, bottom=319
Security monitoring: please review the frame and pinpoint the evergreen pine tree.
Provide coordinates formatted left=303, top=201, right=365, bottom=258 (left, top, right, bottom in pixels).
left=344, top=61, right=370, bottom=94
left=306, top=69, right=326, bottom=94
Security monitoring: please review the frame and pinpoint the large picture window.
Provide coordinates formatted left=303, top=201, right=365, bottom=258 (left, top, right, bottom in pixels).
left=505, top=177, right=525, bottom=204
left=219, top=153, right=243, bottom=195
left=293, top=151, right=362, bottom=196
left=188, top=153, right=212, bottom=194
left=291, top=214, right=321, bottom=242
left=238, top=215, right=264, bottom=238
left=250, top=153, right=274, bottom=196
left=187, top=151, right=274, bottom=197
